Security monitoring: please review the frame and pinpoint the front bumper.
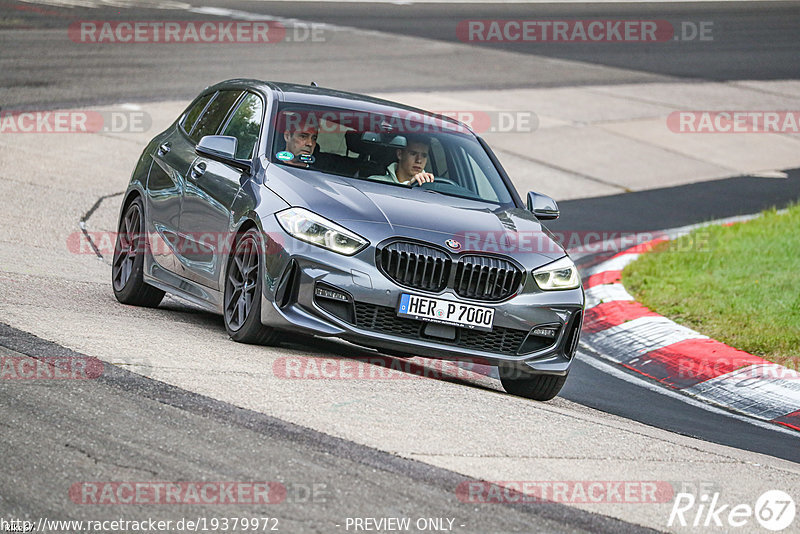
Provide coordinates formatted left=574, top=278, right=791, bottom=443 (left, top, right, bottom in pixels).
left=259, top=229, right=584, bottom=374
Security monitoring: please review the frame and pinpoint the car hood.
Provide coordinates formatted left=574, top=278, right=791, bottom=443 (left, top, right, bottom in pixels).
left=266, top=167, right=565, bottom=262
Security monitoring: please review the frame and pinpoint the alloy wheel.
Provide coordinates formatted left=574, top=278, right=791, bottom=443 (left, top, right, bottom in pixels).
left=112, top=202, right=142, bottom=291
left=224, top=233, right=260, bottom=330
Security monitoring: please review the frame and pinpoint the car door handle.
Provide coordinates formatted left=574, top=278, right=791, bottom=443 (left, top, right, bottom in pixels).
left=190, top=161, right=206, bottom=179
left=157, top=142, right=171, bottom=156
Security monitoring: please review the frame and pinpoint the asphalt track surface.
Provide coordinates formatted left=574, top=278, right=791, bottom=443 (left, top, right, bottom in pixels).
left=3, top=1, right=800, bottom=109
left=218, top=0, right=800, bottom=81
left=0, top=324, right=648, bottom=534
left=549, top=168, right=800, bottom=234
left=2, top=0, right=800, bottom=531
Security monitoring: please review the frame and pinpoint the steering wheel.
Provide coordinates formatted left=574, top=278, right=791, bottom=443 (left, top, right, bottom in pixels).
left=415, top=177, right=459, bottom=187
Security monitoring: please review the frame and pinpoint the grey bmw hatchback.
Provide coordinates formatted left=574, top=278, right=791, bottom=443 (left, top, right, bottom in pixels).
left=113, top=79, right=584, bottom=400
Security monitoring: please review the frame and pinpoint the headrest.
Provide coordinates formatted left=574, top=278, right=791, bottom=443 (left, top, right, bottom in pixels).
left=345, top=131, right=368, bottom=155
left=345, top=131, right=407, bottom=155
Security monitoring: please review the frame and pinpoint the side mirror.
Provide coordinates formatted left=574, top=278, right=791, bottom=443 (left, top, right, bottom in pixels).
left=527, top=191, right=559, bottom=220
left=197, top=135, right=237, bottom=159
left=196, top=135, right=251, bottom=172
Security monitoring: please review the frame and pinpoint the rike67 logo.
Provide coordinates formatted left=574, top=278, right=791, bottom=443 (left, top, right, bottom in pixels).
left=669, top=489, right=795, bottom=531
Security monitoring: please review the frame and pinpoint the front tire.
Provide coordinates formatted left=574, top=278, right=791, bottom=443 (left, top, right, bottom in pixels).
left=223, top=228, right=280, bottom=345
left=112, top=196, right=165, bottom=307
left=499, top=366, right=568, bottom=401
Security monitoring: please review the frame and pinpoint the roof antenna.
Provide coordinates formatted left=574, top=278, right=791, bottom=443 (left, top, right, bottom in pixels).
left=310, top=81, right=318, bottom=87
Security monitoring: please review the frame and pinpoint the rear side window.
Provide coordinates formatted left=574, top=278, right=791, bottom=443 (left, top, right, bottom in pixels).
left=181, top=92, right=213, bottom=134
left=190, top=90, right=243, bottom=143
left=221, top=92, right=263, bottom=160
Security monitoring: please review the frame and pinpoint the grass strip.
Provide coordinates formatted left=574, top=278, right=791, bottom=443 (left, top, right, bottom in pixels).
left=622, top=204, right=800, bottom=369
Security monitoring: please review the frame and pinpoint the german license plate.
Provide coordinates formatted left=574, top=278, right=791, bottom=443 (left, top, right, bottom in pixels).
left=397, top=293, right=494, bottom=332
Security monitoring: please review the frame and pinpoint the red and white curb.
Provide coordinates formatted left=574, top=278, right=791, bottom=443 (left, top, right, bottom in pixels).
left=578, top=216, right=800, bottom=432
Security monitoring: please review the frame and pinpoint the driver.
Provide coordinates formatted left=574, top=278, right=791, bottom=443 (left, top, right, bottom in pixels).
left=370, top=134, right=435, bottom=186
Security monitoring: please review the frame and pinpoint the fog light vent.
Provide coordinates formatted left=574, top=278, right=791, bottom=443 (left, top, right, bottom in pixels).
left=314, top=283, right=355, bottom=324
left=519, top=323, right=562, bottom=354
left=531, top=326, right=558, bottom=339
left=315, top=286, right=349, bottom=302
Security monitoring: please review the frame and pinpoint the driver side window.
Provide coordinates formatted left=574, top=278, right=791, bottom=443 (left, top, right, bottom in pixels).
left=221, top=92, right=264, bottom=160
left=189, top=90, right=243, bottom=143
left=181, top=92, right=213, bottom=135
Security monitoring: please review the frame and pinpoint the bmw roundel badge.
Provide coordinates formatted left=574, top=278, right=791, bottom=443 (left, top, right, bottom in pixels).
left=445, top=239, right=461, bottom=250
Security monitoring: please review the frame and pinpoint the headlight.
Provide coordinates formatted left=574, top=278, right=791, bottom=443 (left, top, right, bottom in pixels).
left=533, top=256, right=581, bottom=290
left=276, top=207, right=368, bottom=256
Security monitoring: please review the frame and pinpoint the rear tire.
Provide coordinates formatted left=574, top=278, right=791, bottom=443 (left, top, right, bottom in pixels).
left=112, top=196, right=165, bottom=307
left=223, top=228, right=280, bottom=345
left=499, top=366, right=568, bottom=401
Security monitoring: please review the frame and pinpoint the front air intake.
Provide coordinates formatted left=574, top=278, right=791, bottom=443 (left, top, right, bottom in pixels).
left=564, top=311, right=583, bottom=359
left=275, top=260, right=300, bottom=308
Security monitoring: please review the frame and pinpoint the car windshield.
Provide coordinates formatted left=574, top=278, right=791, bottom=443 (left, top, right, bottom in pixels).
left=270, top=103, right=514, bottom=207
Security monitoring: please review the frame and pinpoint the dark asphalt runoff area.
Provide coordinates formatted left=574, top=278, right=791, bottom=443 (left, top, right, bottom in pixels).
left=4, top=1, right=800, bottom=108
left=1, top=0, right=799, bottom=529
left=548, top=169, right=800, bottom=234
left=221, top=0, right=800, bottom=82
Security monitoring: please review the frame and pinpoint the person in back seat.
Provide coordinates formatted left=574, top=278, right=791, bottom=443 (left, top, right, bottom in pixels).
left=368, top=134, right=435, bottom=186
